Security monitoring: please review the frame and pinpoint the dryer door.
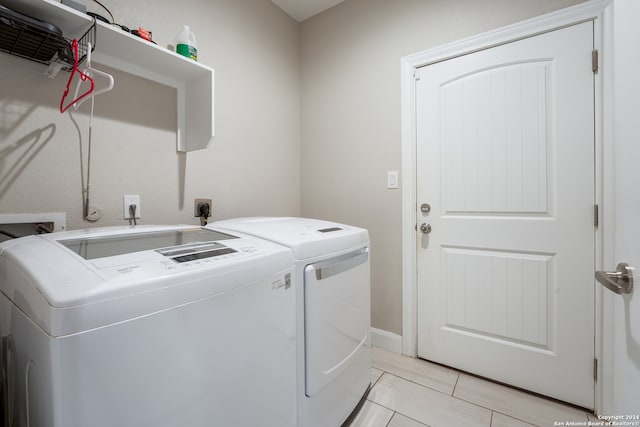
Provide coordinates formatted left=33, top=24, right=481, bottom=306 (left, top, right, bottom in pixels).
left=304, top=247, right=370, bottom=397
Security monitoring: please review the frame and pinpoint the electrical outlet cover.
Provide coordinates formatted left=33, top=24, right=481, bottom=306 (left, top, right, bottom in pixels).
left=123, top=195, right=141, bottom=219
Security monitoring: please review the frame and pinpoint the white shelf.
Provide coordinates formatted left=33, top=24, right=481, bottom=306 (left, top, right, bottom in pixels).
left=2, top=0, right=214, bottom=152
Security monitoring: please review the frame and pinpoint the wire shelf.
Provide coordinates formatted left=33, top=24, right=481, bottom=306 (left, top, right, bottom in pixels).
left=0, top=4, right=95, bottom=71
left=71, top=20, right=96, bottom=67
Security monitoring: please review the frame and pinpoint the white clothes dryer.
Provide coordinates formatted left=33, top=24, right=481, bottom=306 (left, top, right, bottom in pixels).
left=0, top=225, right=296, bottom=427
left=212, top=217, right=371, bottom=427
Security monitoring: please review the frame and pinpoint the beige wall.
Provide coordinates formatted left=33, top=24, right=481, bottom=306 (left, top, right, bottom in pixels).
left=0, top=0, right=301, bottom=229
left=299, top=0, right=586, bottom=335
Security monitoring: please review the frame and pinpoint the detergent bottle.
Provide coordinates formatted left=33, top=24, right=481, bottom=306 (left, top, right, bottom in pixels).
left=175, top=25, right=197, bottom=61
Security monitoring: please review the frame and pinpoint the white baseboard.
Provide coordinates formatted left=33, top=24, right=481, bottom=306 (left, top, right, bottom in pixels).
left=371, top=327, right=403, bottom=354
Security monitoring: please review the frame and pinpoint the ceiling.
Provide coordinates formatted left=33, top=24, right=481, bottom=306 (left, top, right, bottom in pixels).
left=271, top=0, right=345, bottom=22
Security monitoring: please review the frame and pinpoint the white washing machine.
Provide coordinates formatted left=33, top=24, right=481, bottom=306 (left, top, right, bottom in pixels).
left=0, top=225, right=296, bottom=427
left=212, top=217, right=371, bottom=427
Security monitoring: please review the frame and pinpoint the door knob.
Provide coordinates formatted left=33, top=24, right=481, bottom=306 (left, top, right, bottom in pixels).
left=419, top=223, right=432, bottom=234
left=595, top=262, right=634, bottom=294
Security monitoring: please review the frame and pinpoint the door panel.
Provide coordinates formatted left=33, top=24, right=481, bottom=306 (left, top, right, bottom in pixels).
left=443, top=61, right=550, bottom=215
left=442, top=248, right=551, bottom=347
left=416, top=22, right=595, bottom=408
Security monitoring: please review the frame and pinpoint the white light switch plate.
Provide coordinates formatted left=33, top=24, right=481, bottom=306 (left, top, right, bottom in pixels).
left=387, top=171, right=399, bottom=189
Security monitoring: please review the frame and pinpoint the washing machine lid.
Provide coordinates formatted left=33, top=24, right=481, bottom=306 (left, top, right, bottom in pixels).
left=211, top=217, right=369, bottom=260
left=58, top=227, right=236, bottom=260
left=0, top=225, right=294, bottom=336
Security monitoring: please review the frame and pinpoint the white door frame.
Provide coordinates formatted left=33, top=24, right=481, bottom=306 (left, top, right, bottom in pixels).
left=400, top=0, right=612, bottom=412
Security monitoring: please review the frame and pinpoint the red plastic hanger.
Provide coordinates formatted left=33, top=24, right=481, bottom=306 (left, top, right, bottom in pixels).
left=60, top=39, right=95, bottom=113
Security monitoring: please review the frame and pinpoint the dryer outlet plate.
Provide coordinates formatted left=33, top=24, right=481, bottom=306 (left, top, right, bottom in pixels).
left=194, top=199, right=212, bottom=218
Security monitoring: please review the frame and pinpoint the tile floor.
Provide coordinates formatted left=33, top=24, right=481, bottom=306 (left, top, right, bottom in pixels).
left=345, top=347, right=597, bottom=427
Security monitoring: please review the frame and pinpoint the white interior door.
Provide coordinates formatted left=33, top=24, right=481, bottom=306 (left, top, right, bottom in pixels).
left=416, top=22, right=596, bottom=408
left=602, top=0, right=640, bottom=414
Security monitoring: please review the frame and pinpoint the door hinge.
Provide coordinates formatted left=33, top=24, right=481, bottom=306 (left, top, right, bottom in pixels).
left=413, top=68, right=420, bottom=81
left=594, top=204, right=599, bottom=228
left=594, top=358, right=598, bottom=381
left=592, top=49, right=599, bottom=73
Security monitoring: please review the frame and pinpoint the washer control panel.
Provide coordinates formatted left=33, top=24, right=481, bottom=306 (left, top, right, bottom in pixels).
left=156, top=242, right=237, bottom=263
